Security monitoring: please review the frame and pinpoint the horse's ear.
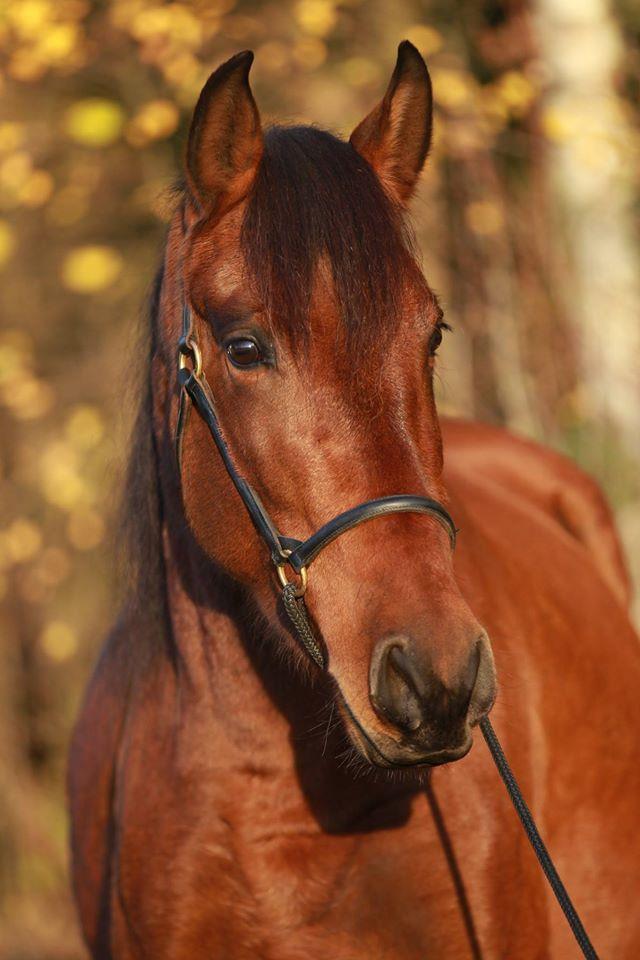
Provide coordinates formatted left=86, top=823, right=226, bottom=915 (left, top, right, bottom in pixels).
left=186, top=50, right=263, bottom=217
left=350, top=41, right=433, bottom=206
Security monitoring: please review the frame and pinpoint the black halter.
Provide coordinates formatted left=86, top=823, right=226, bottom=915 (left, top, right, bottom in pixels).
left=175, top=303, right=457, bottom=667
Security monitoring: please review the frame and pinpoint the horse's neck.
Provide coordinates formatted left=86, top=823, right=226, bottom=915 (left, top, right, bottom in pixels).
left=160, top=532, right=295, bottom=770
left=156, top=526, right=415, bottom=833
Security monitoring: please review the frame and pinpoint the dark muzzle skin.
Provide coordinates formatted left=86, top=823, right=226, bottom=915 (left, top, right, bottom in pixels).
left=365, top=632, right=497, bottom=766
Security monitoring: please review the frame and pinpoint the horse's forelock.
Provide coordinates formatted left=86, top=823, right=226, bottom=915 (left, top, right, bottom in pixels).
left=240, top=125, right=422, bottom=348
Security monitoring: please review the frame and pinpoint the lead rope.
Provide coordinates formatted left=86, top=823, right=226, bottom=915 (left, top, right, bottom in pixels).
left=480, top=717, right=599, bottom=960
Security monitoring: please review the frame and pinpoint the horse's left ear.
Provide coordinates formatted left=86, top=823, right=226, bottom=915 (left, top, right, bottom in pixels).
left=186, top=49, right=263, bottom=218
left=350, top=41, right=433, bottom=206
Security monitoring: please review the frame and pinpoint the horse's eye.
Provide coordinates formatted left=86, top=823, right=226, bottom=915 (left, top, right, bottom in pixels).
left=428, top=325, right=444, bottom=355
left=226, top=338, right=263, bottom=368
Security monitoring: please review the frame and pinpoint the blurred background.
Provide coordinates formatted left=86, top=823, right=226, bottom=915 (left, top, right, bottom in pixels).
left=0, top=0, right=638, bottom=956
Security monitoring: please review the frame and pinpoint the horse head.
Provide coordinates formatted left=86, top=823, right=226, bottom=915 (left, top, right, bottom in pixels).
left=168, top=43, right=497, bottom=768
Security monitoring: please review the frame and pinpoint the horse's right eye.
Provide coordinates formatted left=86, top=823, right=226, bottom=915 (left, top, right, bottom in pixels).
left=226, top=338, right=263, bottom=368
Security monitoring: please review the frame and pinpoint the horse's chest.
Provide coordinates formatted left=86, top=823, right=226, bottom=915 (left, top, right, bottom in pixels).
left=115, top=801, right=468, bottom=959
left=142, top=806, right=475, bottom=959
left=235, top=827, right=466, bottom=960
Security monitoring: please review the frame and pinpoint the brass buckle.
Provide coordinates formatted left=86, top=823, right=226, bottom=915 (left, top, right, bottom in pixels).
left=276, top=549, right=308, bottom=598
left=178, top=336, right=202, bottom=378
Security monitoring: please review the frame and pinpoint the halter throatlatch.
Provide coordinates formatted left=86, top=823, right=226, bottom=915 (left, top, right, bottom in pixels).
left=175, top=303, right=457, bottom=669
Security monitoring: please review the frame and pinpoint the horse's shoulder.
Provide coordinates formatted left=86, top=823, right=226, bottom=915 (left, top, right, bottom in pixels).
left=441, top=417, right=632, bottom=607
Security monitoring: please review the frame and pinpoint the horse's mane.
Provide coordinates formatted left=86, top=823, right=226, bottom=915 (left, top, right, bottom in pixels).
left=117, top=125, right=423, bottom=657
left=117, top=262, right=172, bottom=661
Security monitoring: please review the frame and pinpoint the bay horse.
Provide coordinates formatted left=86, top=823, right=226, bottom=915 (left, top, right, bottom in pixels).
left=69, top=43, right=640, bottom=958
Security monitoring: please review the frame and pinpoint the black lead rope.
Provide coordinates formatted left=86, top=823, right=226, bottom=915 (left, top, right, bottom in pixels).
left=175, top=300, right=599, bottom=960
left=480, top=718, right=599, bottom=960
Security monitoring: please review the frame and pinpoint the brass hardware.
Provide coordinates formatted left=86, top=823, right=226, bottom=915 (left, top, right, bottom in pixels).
left=277, top=550, right=308, bottom=598
left=178, top=337, right=202, bottom=378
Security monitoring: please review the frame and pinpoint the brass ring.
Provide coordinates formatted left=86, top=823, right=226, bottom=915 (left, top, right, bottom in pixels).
left=178, top=338, right=202, bottom=378
left=276, top=550, right=308, bottom=598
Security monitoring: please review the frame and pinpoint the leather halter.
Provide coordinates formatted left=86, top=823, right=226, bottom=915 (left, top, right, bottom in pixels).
left=175, top=303, right=457, bottom=667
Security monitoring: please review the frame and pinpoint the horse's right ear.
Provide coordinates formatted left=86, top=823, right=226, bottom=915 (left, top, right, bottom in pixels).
left=185, top=50, right=263, bottom=218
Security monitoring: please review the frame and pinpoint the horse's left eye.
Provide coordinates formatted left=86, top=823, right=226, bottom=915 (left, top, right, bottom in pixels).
left=428, top=325, right=444, bottom=355
left=226, top=338, right=263, bottom=368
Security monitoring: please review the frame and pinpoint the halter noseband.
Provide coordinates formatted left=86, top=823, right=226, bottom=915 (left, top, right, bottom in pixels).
left=175, top=303, right=457, bottom=668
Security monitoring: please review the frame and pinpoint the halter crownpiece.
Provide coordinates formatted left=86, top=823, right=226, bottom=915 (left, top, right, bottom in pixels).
left=175, top=302, right=457, bottom=668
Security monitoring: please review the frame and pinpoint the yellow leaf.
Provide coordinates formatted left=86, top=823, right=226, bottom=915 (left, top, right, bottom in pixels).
left=5, top=518, right=42, bottom=563
left=465, top=200, right=504, bottom=236
left=541, top=106, right=578, bottom=143
left=61, top=244, right=123, bottom=293
left=1, top=375, right=55, bottom=419
left=65, top=404, right=105, bottom=449
left=65, top=98, right=125, bottom=148
left=40, top=620, right=78, bottom=662
left=126, top=99, right=180, bottom=146
left=40, top=441, right=87, bottom=510
left=0, top=151, right=32, bottom=192
left=495, top=71, right=537, bottom=117
left=7, top=0, right=53, bottom=38
left=0, top=122, right=25, bottom=153
left=432, top=68, right=474, bottom=110
left=36, top=22, right=79, bottom=63
left=294, top=0, right=337, bottom=37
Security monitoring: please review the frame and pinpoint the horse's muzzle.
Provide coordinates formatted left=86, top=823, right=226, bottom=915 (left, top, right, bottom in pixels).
left=362, top=632, right=497, bottom=766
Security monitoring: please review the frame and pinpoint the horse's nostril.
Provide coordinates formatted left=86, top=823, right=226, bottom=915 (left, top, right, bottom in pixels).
left=370, top=635, right=483, bottom=739
left=371, top=639, right=430, bottom=734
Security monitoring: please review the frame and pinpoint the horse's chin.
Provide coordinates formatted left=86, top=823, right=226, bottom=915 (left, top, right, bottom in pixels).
left=335, top=694, right=474, bottom=770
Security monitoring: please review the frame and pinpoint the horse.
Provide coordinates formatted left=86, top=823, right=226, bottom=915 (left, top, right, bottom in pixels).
left=69, top=42, right=640, bottom=959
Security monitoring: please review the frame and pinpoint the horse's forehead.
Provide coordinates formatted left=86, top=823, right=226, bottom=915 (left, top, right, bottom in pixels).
left=192, top=233, right=429, bottom=333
